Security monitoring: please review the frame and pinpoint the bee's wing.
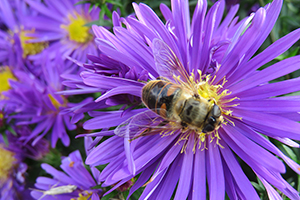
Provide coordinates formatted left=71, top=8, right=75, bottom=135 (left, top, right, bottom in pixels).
left=153, top=39, right=191, bottom=84
left=114, top=109, right=178, bottom=140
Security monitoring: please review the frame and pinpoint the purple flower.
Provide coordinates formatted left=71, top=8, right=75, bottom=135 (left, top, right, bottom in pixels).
left=68, top=0, right=300, bottom=199
left=23, top=0, right=103, bottom=64
left=0, top=143, right=30, bottom=200
left=4, top=125, right=49, bottom=160
left=1, top=55, right=90, bottom=147
left=31, top=138, right=102, bottom=200
left=0, top=0, right=48, bottom=68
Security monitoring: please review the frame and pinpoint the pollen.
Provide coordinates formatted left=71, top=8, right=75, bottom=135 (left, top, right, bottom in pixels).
left=174, top=70, right=239, bottom=152
left=48, top=94, right=67, bottom=109
left=70, top=191, right=92, bottom=200
left=0, top=67, right=16, bottom=94
left=61, top=13, right=92, bottom=43
left=20, top=29, right=48, bottom=57
left=0, top=146, right=16, bottom=183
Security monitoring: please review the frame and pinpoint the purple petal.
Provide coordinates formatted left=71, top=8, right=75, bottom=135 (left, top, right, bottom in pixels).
left=216, top=7, right=266, bottom=80
left=259, top=176, right=282, bottom=200
left=174, top=134, right=194, bottom=200
left=192, top=146, right=206, bottom=200
left=124, top=136, right=136, bottom=175
left=236, top=98, right=300, bottom=113
left=25, top=0, right=63, bottom=22
left=133, top=3, right=182, bottom=62
left=233, top=108, right=300, bottom=140
left=41, top=163, right=76, bottom=185
left=229, top=55, right=300, bottom=94
left=220, top=142, right=259, bottom=199
left=127, top=161, right=158, bottom=199
left=171, top=0, right=190, bottom=70
left=223, top=123, right=285, bottom=172
left=84, top=109, right=142, bottom=130
left=151, top=141, right=182, bottom=181
left=86, top=136, right=124, bottom=166
left=207, top=142, right=225, bottom=200
left=232, top=77, right=300, bottom=100
left=227, top=28, right=300, bottom=86
left=200, top=1, right=221, bottom=73
left=150, top=155, right=182, bottom=199
left=190, top=0, right=207, bottom=73
left=95, top=86, right=142, bottom=102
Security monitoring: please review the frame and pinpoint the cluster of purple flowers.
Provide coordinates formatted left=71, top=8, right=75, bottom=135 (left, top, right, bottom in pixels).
left=0, top=0, right=103, bottom=199
left=0, top=0, right=300, bottom=199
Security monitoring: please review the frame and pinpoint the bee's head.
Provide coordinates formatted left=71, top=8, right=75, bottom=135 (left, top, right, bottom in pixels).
left=202, top=104, right=223, bottom=133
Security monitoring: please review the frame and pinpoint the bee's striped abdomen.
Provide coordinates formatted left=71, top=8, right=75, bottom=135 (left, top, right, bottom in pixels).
left=142, top=80, right=181, bottom=118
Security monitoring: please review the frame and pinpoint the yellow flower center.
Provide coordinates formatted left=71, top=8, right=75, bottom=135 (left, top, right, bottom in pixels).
left=71, top=191, right=93, bottom=200
left=0, top=67, right=16, bottom=94
left=0, top=146, right=16, bottom=183
left=169, top=70, right=239, bottom=151
left=61, top=13, right=92, bottom=43
left=20, top=29, right=48, bottom=57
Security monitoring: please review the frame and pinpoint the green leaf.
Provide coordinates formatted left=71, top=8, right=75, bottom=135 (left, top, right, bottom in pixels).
left=1, top=132, right=8, bottom=145
left=282, top=144, right=297, bottom=161
left=7, top=126, right=17, bottom=136
left=105, top=0, right=123, bottom=7
left=101, top=4, right=113, bottom=20
left=90, top=184, right=102, bottom=190
left=85, top=19, right=112, bottom=27
left=75, top=1, right=91, bottom=5
left=100, top=190, right=118, bottom=200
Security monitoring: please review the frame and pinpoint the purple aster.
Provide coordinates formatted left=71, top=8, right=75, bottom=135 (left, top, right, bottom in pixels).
left=4, top=125, right=49, bottom=160
left=1, top=54, right=90, bottom=147
left=69, top=0, right=300, bottom=199
left=23, top=0, right=104, bottom=64
left=0, top=142, right=31, bottom=200
left=31, top=137, right=102, bottom=200
left=0, top=0, right=48, bottom=69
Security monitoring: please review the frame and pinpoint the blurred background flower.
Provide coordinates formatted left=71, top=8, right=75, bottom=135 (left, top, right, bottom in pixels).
left=31, top=138, right=102, bottom=200
left=0, top=141, right=32, bottom=200
left=23, top=0, right=104, bottom=65
left=0, top=54, right=90, bottom=147
left=0, top=0, right=47, bottom=70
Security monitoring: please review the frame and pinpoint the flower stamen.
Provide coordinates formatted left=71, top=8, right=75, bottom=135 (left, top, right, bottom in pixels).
left=20, top=29, right=48, bottom=57
left=61, top=13, right=92, bottom=43
left=0, top=146, right=16, bottom=183
left=172, top=70, right=239, bottom=151
left=0, top=67, right=16, bottom=95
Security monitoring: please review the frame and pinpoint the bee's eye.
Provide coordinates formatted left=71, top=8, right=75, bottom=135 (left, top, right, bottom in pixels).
left=202, top=124, right=214, bottom=133
left=209, top=116, right=216, bottom=123
left=212, top=104, right=221, bottom=117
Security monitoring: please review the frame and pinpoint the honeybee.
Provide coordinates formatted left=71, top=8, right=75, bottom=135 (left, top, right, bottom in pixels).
left=115, top=39, right=223, bottom=139
left=142, top=79, right=223, bottom=133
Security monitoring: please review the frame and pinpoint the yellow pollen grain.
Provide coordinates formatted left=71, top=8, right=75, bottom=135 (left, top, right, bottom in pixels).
left=20, top=29, right=48, bottom=57
left=69, top=161, right=75, bottom=167
left=0, top=146, right=16, bottom=182
left=0, top=67, right=16, bottom=93
left=61, top=13, right=91, bottom=43
left=71, top=191, right=92, bottom=200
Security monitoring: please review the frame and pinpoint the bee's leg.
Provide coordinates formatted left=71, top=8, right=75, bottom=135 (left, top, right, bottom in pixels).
left=181, top=122, right=189, bottom=132
left=158, top=120, right=169, bottom=127
left=156, top=77, right=171, bottom=82
left=193, top=93, right=200, bottom=99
